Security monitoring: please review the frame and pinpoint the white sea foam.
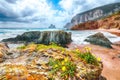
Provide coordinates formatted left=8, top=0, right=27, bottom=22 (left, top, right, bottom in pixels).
left=71, top=30, right=120, bottom=44
left=0, top=29, right=120, bottom=45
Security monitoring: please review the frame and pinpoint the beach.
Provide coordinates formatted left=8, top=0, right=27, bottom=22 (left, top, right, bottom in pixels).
left=0, top=28, right=120, bottom=80
left=68, top=29, right=120, bottom=80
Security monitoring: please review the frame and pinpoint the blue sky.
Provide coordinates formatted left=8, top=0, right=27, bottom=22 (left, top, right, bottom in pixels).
left=0, top=0, right=120, bottom=28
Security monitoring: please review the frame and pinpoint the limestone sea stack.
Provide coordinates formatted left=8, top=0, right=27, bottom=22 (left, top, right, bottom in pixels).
left=2, top=31, right=72, bottom=46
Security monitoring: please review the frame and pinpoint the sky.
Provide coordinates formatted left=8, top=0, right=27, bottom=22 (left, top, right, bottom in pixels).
left=0, top=0, right=120, bottom=28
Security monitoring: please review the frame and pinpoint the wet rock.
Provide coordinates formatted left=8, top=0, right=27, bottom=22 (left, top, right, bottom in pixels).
left=2, top=31, right=72, bottom=46
left=85, top=32, right=112, bottom=48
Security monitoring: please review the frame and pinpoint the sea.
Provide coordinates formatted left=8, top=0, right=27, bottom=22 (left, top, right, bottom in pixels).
left=0, top=28, right=120, bottom=45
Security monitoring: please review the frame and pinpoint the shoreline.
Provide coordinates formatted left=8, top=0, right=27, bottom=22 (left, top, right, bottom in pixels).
left=0, top=29, right=120, bottom=80
left=68, top=29, right=120, bottom=80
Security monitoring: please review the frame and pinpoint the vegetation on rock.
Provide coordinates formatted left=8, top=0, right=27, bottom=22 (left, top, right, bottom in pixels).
left=0, top=43, right=103, bottom=80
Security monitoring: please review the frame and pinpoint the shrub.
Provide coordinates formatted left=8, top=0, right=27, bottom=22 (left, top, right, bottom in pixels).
left=48, top=58, right=76, bottom=79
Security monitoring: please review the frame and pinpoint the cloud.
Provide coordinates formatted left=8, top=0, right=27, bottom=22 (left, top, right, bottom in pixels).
left=0, top=0, right=119, bottom=28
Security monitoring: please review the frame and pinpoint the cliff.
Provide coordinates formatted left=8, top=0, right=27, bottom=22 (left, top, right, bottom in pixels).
left=64, top=3, right=120, bottom=29
left=71, top=11, right=120, bottom=30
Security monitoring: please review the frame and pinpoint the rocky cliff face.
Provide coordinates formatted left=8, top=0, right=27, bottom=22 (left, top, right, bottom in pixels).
left=64, top=3, right=120, bottom=29
left=71, top=11, right=120, bottom=30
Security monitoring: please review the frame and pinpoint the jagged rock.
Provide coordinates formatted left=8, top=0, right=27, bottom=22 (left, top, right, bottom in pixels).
left=85, top=32, right=112, bottom=48
left=48, top=24, right=56, bottom=28
left=0, top=43, right=9, bottom=62
left=2, top=31, right=72, bottom=46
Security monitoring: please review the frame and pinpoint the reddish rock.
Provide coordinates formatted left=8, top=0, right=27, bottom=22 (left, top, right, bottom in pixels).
left=71, top=12, right=120, bottom=30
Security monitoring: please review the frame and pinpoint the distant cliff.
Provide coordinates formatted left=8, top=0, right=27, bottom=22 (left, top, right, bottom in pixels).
left=64, top=3, right=120, bottom=29
left=71, top=11, right=120, bottom=30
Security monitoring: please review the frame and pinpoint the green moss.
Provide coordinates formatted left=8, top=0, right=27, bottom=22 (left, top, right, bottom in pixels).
left=36, top=42, right=65, bottom=51
left=17, top=45, right=26, bottom=49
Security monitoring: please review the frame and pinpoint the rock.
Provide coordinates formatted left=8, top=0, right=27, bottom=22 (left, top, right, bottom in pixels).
left=6, top=50, right=21, bottom=59
left=71, top=11, right=120, bottom=30
left=0, top=43, right=9, bottom=62
left=2, top=31, right=72, bottom=46
left=0, top=43, right=103, bottom=80
left=99, top=76, right=107, bottom=80
left=48, top=24, right=56, bottom=28
left=85, top=32, right=112, bottom=48
left=0, top=64, right=48, bottom=80
left=113, top=41, right=120, bottom=47
left=64, top=3, right=120, bottom=29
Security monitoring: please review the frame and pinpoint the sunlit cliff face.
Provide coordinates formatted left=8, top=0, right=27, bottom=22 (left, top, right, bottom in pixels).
left=0, top=0, right=119, bottom=28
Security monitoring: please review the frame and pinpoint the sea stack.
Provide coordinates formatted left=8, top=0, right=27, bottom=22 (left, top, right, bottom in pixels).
left=2, top=31, right=72, bottom=46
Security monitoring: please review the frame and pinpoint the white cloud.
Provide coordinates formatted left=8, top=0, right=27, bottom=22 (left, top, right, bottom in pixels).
left=0, top=0, right=119, bottom=28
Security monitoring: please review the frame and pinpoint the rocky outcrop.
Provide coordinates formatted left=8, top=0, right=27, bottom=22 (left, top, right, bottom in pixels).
left=48, top=24, right=56, bottom=28
left=0, top=43, right=103, bottom=80
left=85, top=32, right=112, bottom=48
left=65, top=3, right=120, bottom=29
left=2, top=31, right=72, bottom=46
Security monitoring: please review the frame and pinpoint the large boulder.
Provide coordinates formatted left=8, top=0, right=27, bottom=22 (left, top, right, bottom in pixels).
left=2, top=31, right=72, bottom=46
left=85, top=32, right=112, bottom=48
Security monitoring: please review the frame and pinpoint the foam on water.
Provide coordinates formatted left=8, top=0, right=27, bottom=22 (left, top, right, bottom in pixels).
left=0, top=29, right=120, bottom=44
left=70, top=30, right=120, bottom=44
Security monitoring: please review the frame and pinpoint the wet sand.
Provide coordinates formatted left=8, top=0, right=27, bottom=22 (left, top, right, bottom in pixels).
left=68, top=42, right=120, bottom=80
